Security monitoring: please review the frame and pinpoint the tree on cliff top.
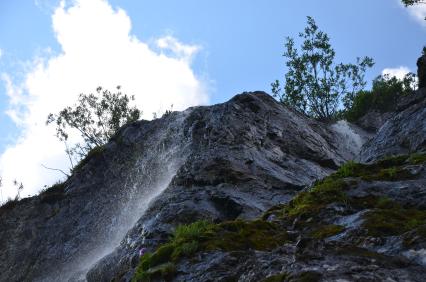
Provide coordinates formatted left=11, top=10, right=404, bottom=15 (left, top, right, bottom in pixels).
left=272, top=16, right=374, bottom=121
left=47, top=86, right=141, bottom=167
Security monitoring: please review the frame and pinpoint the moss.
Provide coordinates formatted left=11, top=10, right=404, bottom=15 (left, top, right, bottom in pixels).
left=133, top=221, right=212, bottom=281
left=133, top=219, right=289, bottom=281
left=335, top=161, right=366, bottom=178
left=203, top=220, right=288, bottom=251
left=376, top=154, right=409, bottom=167
left=408, top=153, right=426, bottom=165
left=363, top=205, right=426, bottom=237
left=283, top=179, right=348, bottom=218
left=262, top=273, right=290, bottom=282
left=330, top=153, right=423, bottom=183
left=132, top=261, right=176, bottom=282
left=310, top=224, right=344, bottom=239
left=71, top=145, right=105, bottom=173
left=335, top=245, right=388, bottom=260
left=363, top=167, right=413, bottom=181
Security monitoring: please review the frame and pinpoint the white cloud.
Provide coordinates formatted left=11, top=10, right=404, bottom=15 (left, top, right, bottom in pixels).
left=399, top=0, right=426, bottom=27
left=0, top=0, right=209, bottom=201
left=381, top=66, right=411, bottom=80
left=0, top=48, right=3, bottom=60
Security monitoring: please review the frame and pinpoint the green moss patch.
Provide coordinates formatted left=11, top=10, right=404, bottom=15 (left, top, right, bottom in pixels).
left=283, top=179, right=348, bottom=218
left=203, top=220, right=288, bottom=251
left=363, top=205, right=426, bottom=237
left=310, top=224, right=345, bottom=239
left=133, top=220, right=289, bottom=281
left=409, top=153, right=426, bottom=165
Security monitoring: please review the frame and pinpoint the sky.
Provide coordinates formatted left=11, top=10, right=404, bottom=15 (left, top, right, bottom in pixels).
left=0, top=0, right=425, bottom=201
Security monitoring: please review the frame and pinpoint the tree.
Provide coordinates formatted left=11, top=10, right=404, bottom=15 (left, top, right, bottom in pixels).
left=272, top=17, right=374, bottom=121
left=344, top=72, right=417, bottom=122
left=47, top=86, right=141, bottom=166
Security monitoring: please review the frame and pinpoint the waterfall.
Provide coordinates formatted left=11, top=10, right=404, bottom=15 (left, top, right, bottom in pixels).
left=45, top=109, right=193, bottom=282
left=330, top=120, right=366, bottom=159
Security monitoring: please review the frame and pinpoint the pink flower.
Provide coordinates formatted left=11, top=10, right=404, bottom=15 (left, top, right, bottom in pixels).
left=139, top=247, right=147, bottom=256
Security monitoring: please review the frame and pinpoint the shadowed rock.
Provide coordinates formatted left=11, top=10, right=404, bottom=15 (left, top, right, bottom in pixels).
left=0, top=92, right=366, bottom=282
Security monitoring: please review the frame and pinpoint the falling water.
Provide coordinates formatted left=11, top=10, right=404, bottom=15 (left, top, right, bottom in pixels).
left=330, top=120, right=366, bottom=159
left=44, top=109, right=193, bottom=282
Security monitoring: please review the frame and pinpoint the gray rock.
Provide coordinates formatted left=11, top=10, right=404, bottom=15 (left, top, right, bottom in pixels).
left=418, top=53, right=426, bottom=89
left=0, top=92, right=362, bottom=282
left=355, top=110, right=393, bottom=132
left=359, top=88, right=426, bottom=163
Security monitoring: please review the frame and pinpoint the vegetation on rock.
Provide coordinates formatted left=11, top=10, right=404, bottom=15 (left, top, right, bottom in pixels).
left=47, top=86, right=140, bottom=170
left=133, top=152, right=426, bottom=281
left=272, top=16, right=374, bottom=121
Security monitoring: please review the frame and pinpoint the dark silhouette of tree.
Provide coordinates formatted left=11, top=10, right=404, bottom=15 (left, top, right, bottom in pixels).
left=47, top=86, right=141, bottom=167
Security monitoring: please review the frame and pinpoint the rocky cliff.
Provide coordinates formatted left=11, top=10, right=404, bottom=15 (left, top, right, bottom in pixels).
left=0, top=86, right=425, bottom=281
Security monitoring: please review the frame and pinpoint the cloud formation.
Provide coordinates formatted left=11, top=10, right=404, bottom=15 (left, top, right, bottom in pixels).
left=399, top=1, right=426, bottom=27
left=381, top=66, right=411, bottom=80
left=0, top=0, right=208, bottom=200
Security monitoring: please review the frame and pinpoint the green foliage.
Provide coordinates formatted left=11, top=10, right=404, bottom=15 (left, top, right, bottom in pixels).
left=133, top=220, right=212, bottom=282
left=310, top=224, right=345, bottom=239
left=173, top=220, right=211, bottom=242
left=47, top=86, right=141, bottom=168
left=272, top=16, right=374, bottom=121
left=133, top=219, right=289, bottom=281
left=335, top=160, right=363, bottom=178
left=203, top=220, right=288, bottom=251
left=344, top=72, right=417, bottom=122
left=409, top=153, right=426, bottom=164
left=363, top=205, right=426, bottom=237
left=284, top=178, right=348, bottom=218
left=133, top=152, right=426, bottom=282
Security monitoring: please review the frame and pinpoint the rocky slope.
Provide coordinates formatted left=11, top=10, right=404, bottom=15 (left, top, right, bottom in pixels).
left=107, top=89, right=426, bottom=281
left=133, top=153, right=426, bottom=282
left=0, top=71, right=425, bottom=281
left=0, top=92, right=368, bottom=282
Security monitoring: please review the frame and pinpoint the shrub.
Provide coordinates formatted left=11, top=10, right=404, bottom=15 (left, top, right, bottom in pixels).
left=47, top=86, right=141, bottom=170
left=344, top=73, right=417, bottom=122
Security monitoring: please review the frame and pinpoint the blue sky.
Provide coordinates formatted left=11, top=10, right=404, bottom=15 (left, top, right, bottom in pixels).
left=0, top=0, right=425, bottom=199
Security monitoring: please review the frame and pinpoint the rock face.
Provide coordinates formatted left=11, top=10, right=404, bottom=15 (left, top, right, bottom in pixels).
left=154, top=155, right=426, bottom=282
left=0, top=92, right=366, bottom=282
left=354, top=110, right=393, bottom=132
left=1, top=88, right=425, bottom=282
left=359, top=88, right=426, bottom=163
left=418, top=53, right=426, bottom=89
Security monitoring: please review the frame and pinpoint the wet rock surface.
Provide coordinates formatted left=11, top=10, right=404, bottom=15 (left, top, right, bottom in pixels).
left=0, top=92, right=363, bottom=282
left=87, top=92, right=366, bottom=281
left=1, top=89, right=425, bottom=282
left=133, top=154, right=426, bottom=282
